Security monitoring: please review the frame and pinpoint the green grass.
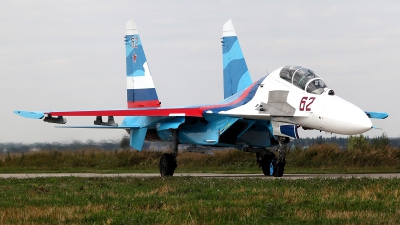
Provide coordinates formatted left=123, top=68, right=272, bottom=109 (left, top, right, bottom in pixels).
left=1, top=144, right=400, bottom=174
left=0, top=176, right=399, bottom=224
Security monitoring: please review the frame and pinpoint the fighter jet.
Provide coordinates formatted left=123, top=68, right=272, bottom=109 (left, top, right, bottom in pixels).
left=15, top=19, right=388, bottom=177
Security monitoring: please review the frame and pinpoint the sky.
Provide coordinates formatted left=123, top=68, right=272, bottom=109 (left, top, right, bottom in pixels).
left=1, top=0, right=399, bottom=143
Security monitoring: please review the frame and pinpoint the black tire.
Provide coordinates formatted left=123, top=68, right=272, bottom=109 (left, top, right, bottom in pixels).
left=159, top=153, right=177, bottom=176
left=261, top=154, right=275, bottom=176
left=273, top=160, right=286, bottom=177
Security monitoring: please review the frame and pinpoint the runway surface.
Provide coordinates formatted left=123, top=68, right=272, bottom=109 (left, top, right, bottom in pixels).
left=0, top=173, right=399, bottom=179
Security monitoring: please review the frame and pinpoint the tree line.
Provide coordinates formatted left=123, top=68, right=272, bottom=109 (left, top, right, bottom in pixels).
left=0, top=133, right=397, bottom=153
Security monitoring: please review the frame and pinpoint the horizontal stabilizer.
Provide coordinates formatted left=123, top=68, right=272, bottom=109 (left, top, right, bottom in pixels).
left=365, top=111, right=388, bottom=119
left=14, top=110, right=44, bottom=119
left=55, top=125, right=140, bottom=129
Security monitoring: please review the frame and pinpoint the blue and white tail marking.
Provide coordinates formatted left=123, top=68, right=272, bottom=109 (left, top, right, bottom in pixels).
left=222, top=19, right=252, bottom=99
left=125, top=19, right=161, bottom=108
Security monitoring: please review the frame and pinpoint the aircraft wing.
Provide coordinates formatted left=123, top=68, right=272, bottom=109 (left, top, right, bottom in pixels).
left=14, top=107, right=204, bottom=120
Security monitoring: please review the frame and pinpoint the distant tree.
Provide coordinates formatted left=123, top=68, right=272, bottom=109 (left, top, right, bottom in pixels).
left=314, top=135, right=325, bottom=145
left=119, top=135, right=130, bottom=149
left=393, top=136, right=400, bottom=148
left=347, top=135, right=369, bottom=151
left=371, top=133, right=390, bottom=149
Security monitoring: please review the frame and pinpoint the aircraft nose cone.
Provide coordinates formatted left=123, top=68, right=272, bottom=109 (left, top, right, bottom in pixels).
left=344, top=106, right=373, bottom=134
left=320, top=96, right=372, bottom=135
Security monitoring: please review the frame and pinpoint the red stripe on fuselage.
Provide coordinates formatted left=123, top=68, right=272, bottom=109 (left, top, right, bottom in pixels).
left=200, top=82, right=258, bottom=112
left=47, top=81, right=260, bottom=119
left=128, top=100, right=161, bottom=108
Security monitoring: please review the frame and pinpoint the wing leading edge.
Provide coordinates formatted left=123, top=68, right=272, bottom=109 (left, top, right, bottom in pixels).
left=14, top=107, right=204, bottom=119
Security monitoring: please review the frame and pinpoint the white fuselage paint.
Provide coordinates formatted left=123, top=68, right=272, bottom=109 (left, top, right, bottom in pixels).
left=222, top=67, right=372, bottom=135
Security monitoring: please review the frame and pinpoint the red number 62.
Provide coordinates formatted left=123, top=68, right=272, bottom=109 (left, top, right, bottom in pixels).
left=299, top=97, right=315, bottom=111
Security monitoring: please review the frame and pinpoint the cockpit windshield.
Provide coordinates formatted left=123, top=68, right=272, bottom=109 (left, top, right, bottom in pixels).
left=279, top=66, right=327, bottom=94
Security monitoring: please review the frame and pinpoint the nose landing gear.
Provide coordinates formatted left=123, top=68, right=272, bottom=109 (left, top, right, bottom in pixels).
left=274, top=136, right=289, bottom=177
left=255, top=136, right=288, bottom=177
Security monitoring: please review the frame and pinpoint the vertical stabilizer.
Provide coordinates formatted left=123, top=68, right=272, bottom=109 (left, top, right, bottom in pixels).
left=222, top=19, right=252, bottom=99
left=125, top=19, right=161, bottom=108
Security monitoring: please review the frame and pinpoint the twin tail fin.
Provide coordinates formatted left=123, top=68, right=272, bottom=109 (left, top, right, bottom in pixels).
left=222, top=19, right=253, bottom=99
left=125, top=19, right=161, bottom=108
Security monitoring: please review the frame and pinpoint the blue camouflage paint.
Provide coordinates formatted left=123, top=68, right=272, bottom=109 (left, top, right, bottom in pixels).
left=208, top=76, right=266, bottom=113
left=130, top=127, right=147, bottom=151
left=125, top=33, right=159, bottom=108
left=125, top=34, right=146, bottom=77
left=13, top=110, right=44, bottom=119
left=237, top=121, right=272, bottom=147
left=177, top=116, right=239, bottom=146
left=222, top=36, right=252, bottom=99
left=158, top=117, right=185, bottom=131
left=121, top=116, right=164, bottom=129
left=127, top=88, right=159, bottom=102
left=280, top=124, right=299, bottom=139
left=365, top=111, right=388, bottom=119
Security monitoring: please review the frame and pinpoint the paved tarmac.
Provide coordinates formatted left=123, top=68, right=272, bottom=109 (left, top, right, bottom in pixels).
left=0, top=173, right=399, bottom=179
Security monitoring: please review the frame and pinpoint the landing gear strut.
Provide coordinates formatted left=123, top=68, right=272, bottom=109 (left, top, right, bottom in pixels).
left=251, top=136, right=289, bottom=177
left=159, top=129, right=178, bottom=176
left=273, top=136, right=289, bottom=177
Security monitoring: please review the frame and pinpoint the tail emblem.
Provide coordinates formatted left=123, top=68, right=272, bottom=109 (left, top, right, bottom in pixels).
left=131, top=37, right=139, bottom=48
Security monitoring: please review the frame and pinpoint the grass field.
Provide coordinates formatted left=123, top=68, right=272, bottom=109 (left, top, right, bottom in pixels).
left=1, top=143, right=400, bottom=174
left=0, top=176, right=399, bottom=224
left=1, top=143, right=399, bottom=224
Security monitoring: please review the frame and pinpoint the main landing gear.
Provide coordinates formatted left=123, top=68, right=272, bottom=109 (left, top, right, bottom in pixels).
left=252, top=136, right=289, bottom=177
left=158, top=132, right=289, bottom=177
left=159, top=129, right=178, bottom=176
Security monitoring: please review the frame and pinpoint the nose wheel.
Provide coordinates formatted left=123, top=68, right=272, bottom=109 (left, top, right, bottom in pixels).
left=260, top=154, right=275, bottom=176
left=258, top=136, right=288, bottom=177
left=273, top=156, right=286, bottom=177
left=259, top=152, right=285, bottom=177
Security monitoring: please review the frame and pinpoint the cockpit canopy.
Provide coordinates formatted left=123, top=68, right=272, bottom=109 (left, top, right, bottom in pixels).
left=279, top=66, right=328, bottom=94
